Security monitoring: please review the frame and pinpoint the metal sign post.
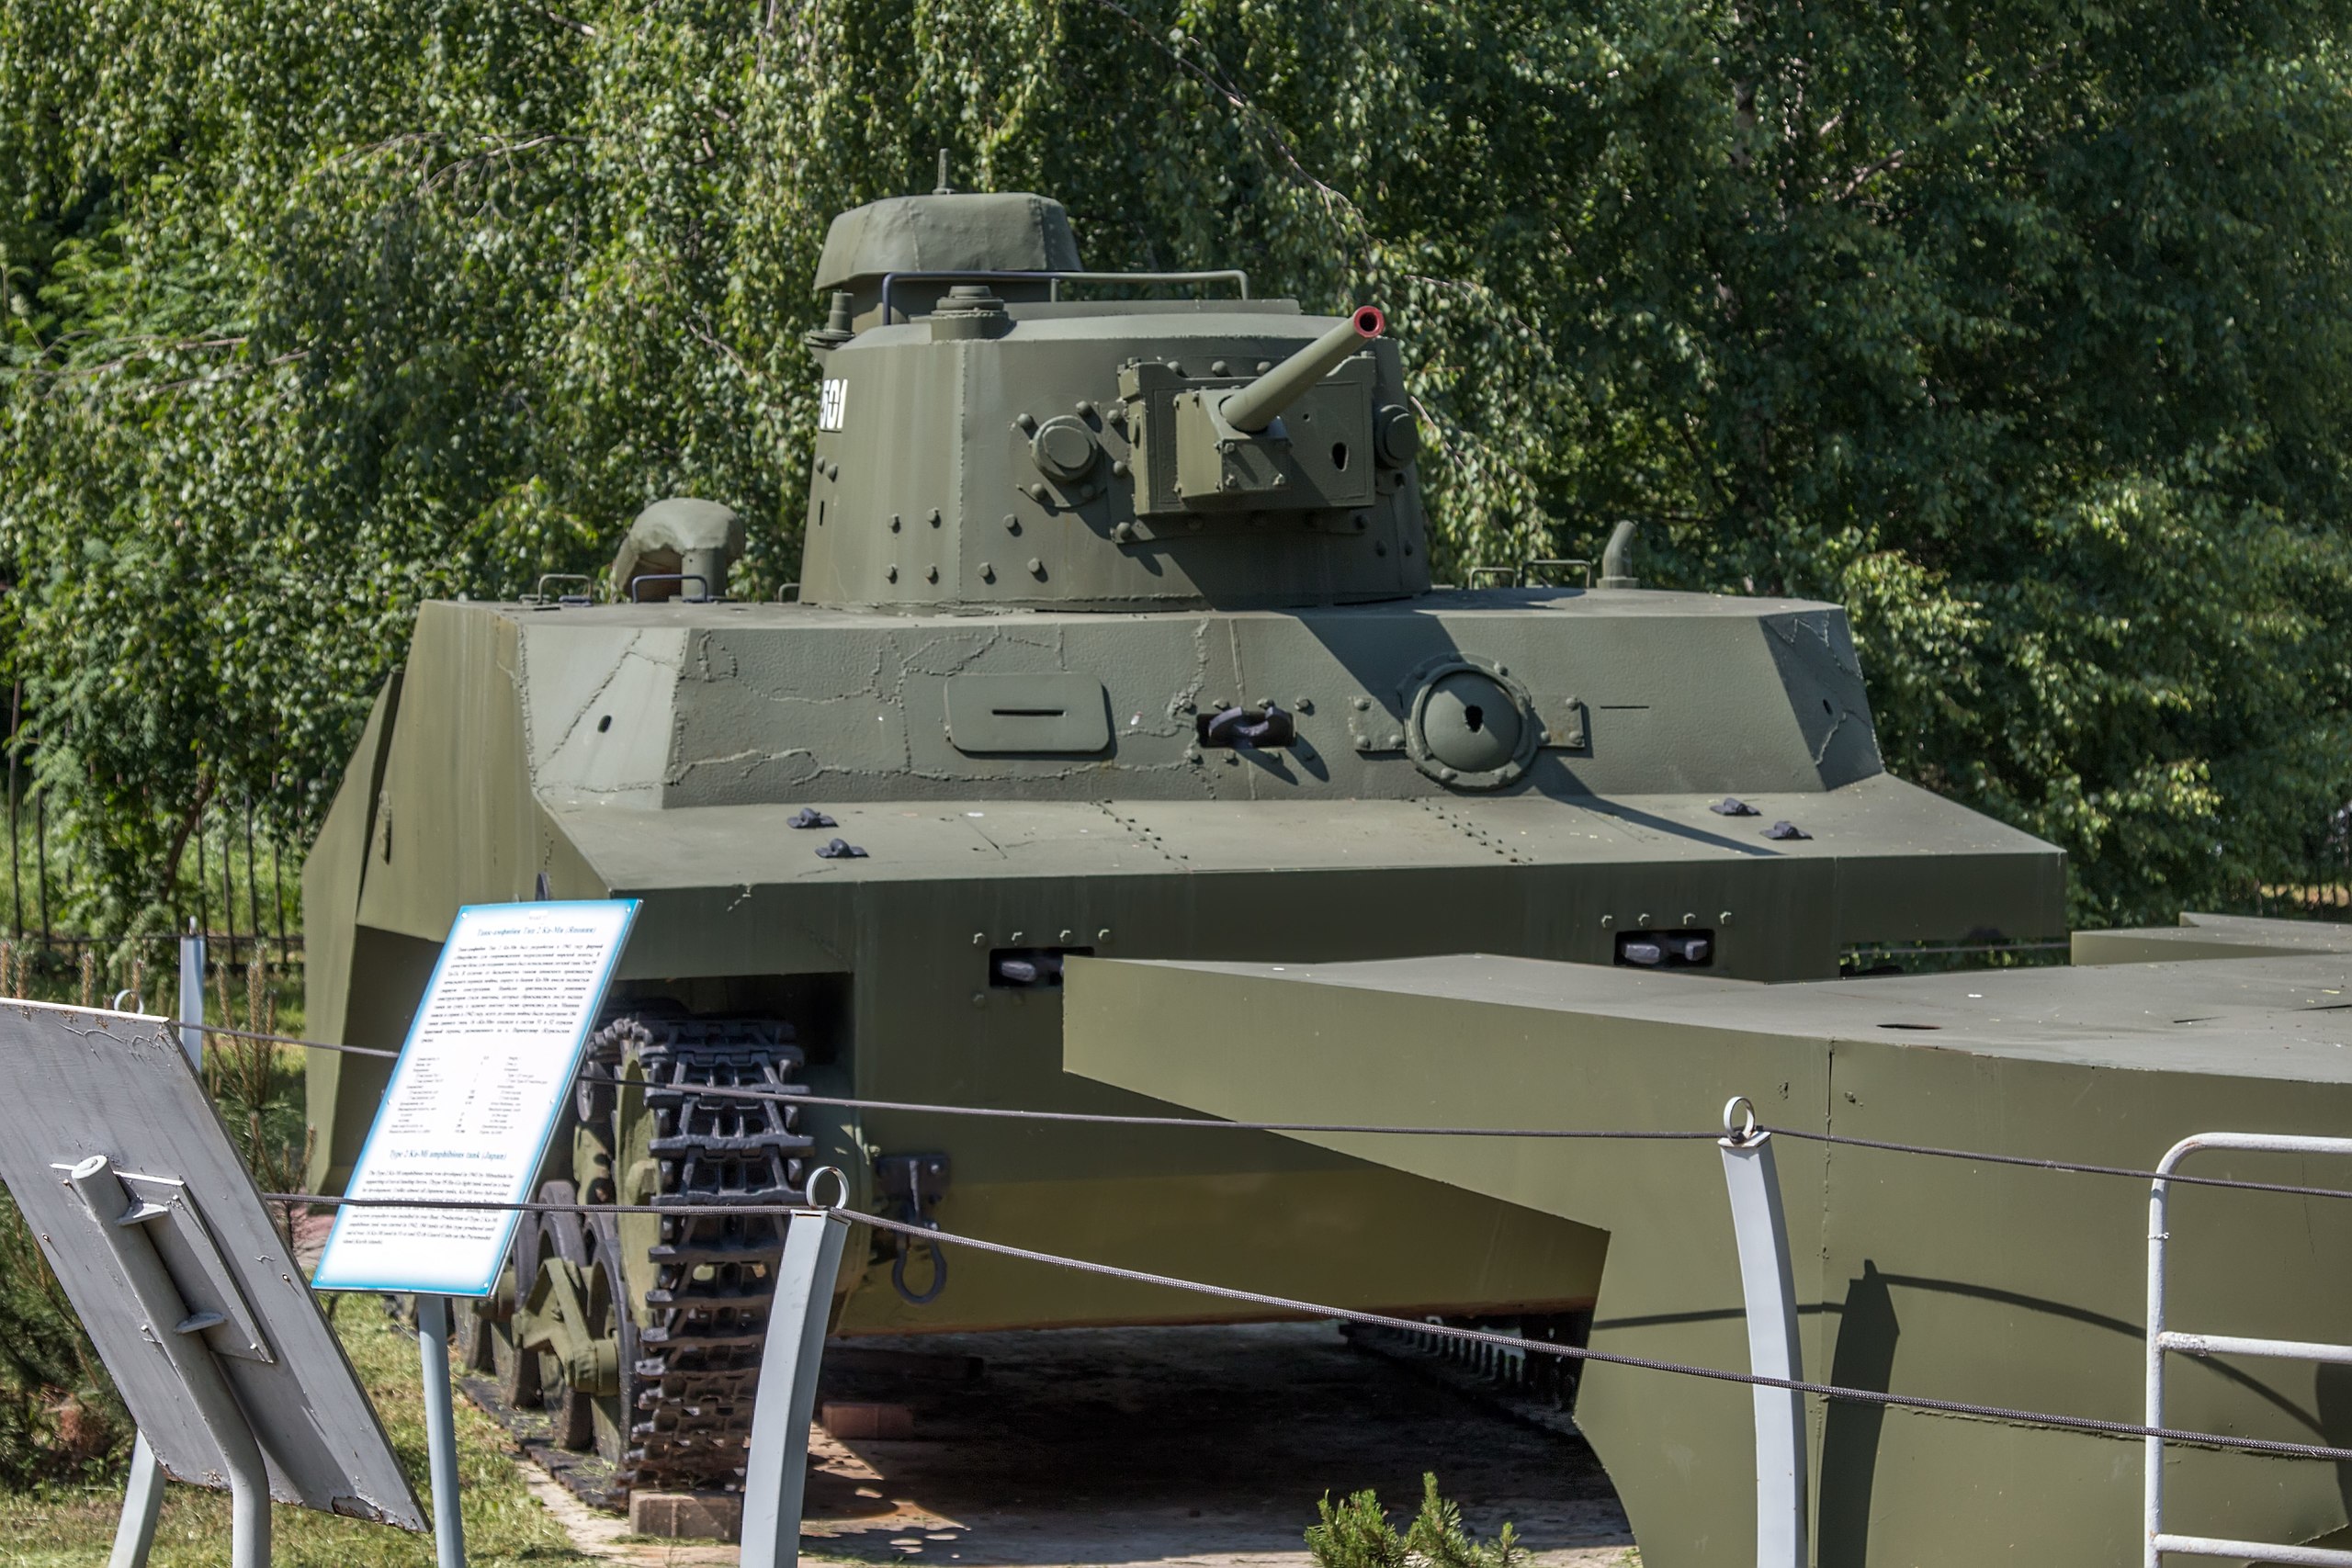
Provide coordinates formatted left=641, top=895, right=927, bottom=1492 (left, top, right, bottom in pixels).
left=417, top=1295, right=468, bottom=1568
left=740, top=1179, right=854, bottom=1568
left=106, top=1438, right=164, bottom=1568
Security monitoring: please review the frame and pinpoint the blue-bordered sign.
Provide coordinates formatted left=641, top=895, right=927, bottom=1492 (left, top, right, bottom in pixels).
left=312, top=899, right=639, bottom=1296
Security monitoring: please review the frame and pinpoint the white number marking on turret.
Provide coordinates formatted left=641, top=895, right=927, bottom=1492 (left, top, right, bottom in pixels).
left=818, top=378, right=848, bottom=432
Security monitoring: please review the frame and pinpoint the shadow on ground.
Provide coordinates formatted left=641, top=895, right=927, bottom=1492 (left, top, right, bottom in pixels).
left=793, top=1322, right=1633, bottom=1568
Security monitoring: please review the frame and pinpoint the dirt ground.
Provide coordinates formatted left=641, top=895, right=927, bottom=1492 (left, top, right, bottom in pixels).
left=538, top=1322, right=1634, bottom=1568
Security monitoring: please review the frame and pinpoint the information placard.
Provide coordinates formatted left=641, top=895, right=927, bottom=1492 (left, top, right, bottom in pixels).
left=312, top=898, right=638, bottom=1295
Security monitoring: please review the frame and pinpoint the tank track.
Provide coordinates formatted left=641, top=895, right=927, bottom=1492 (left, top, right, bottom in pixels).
left=591, top=1013, right=812, bottom=1497
left=1340, top=1310, right=1591, bottom=1440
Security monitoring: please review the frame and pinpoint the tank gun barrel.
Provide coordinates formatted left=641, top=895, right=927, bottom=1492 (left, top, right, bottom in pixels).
left=1219, top=306, right=1385, bottom=434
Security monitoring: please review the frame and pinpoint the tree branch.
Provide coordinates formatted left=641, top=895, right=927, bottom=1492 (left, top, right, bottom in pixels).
left=1833, top=149, right=1906, bottom=202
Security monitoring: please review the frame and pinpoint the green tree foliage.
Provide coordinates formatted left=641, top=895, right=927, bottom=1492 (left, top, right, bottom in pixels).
left=5, top=0, right=2351, bottom=926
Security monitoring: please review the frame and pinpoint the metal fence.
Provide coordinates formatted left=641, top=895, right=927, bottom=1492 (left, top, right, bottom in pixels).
left=0, top=778, right=302, bottom=999
left=2, top=683, right=303, bottom=978
left=2236, top=841, right=2352, bottom=921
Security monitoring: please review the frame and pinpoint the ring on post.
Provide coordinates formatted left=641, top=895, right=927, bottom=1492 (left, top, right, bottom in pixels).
left=802, top=1166, right=850, bottom=1211
left=1722, top=1095, right=1759, bottom=1144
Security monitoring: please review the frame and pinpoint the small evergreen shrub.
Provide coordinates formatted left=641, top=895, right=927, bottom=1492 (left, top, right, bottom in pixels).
left=0, top=1185, right=128, bottom=1487
left=1307, top=1474, right=1522, bottom=1568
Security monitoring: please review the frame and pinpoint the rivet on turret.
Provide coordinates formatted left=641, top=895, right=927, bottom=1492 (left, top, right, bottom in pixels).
left=1059, top=929, right=1073, bottom=942
left=886, top=565, right=899, bottom=582
left=1003, top=513, right=1020, bottom=533
left=925, top=565, right=939, bottom=582
left=1211, top=360, right=1229, bottom=376
left=1112, top=459, right=1130, bottom=479
left=1016, top=412, right=1038, bottom=433
left=1112, top=523, right=1136, bottom=544
left=929, top=509, right=943, bottom=527
left=1255, top=361, right=1272, bottom=374
left=1026, top=558, right=1046, bottom=577
left=980, top=562, right=996, bottom=581
left=1374, top=542, right=1387, bottom=556
left=889, top=513, right=902, bottom=531
left=1075, top=400, right=1095, bottom=417
left=1024, top=483, right=1048, bottom=502
left=1352, top=696, right=1371, bottom=711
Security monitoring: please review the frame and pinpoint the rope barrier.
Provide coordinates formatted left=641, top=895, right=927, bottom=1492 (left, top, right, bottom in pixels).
left=206, top=1021, right=2352, bottom=1201
left=270, top=1188, right=2352, bottom=1467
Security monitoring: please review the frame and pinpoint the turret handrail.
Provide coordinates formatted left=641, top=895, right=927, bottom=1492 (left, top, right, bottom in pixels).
left=880, top=268, right=1250, bottom=322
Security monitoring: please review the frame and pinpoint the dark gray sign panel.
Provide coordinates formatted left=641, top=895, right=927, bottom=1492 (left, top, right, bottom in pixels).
left=0, top=1000, right=424, bottom=1529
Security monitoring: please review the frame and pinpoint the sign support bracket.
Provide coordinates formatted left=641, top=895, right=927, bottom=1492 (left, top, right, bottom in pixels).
left=68, top=1154, right=272, bottom=1568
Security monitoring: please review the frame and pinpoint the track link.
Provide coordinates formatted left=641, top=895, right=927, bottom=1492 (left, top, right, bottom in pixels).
left=596, top=1015, right=812, bottom=1496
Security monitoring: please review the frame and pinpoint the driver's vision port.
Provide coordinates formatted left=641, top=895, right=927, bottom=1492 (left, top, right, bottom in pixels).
left=989, top=947, right=1094, bottom=987
left=1615, top=930, right=1714, bottom=968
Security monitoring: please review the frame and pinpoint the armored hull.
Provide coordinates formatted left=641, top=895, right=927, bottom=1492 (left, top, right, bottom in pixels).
left=1066, top=916, right=2352, bottom=1565
left=302, top=182, right=2064, bottom=1502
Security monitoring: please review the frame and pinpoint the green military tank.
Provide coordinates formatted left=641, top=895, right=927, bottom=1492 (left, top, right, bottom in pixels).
left=301, top=180, right=2064, bottom=1505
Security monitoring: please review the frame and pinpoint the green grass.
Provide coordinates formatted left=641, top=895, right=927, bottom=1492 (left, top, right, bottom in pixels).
left=0, top=1302, right=594, bottom=1567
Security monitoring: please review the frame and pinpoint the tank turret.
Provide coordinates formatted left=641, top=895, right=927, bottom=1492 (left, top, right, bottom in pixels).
left=798, top=191, right=1429, bottom=612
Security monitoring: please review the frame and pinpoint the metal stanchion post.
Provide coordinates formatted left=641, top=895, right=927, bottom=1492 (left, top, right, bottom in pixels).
left=1718, top=1097, right=1807, bottom=1568
left=179, top=919, right=204, bottom=1067
left=741, top=1177, right=854, bottom=1568
left=417, top=1294, right=469, bottom=1568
